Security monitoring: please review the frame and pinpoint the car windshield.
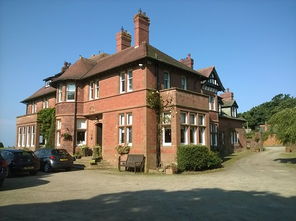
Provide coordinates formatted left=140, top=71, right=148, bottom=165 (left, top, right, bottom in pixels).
left=52, top=149, right=69, bottom=156
left=14, top=151, right=33, bottom=159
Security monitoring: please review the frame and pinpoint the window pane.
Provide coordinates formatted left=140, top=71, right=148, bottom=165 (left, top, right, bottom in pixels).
left=77, top=119, right=86, bottom=129
left=95, top=81, right=99, bottom=99
left=199, top=127, right=205, bottom=145
left=198, top=115, right=205, bottom=126
left=190, top=114, right=195, bottom=125
left=164, top=127, right=171, bottom=143
left=127, top=127, right=132, bottom=144
left=120, top=73, right=125, bottom=92
left=77, top=131, right=86, bottom=145
left=127, top=113, right=132, bottom=125
left=163, top=72, right=170, bottom=89
left=190, top=127, right=196, bottom=144
left=128, top=71, right=133, bottom=91
left=180, top=112, right=187, bottom=124
left=119, top=114, right=125, bottom=126
left=163, top=113, right=171, bottom=124
left=119, top=128, right=124, bottom=144
left=67, top=83, right=75, bottom=101
left=180, top=126, right=187, bottom=144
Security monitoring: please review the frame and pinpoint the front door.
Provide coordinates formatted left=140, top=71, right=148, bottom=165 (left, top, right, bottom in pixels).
left=96, top=123, right=103, bottom=146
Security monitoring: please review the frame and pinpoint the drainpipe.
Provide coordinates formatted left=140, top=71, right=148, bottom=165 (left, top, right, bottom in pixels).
left=155, top=61, right=161, bottom=168
left=73, top=81, right=78, bottom=154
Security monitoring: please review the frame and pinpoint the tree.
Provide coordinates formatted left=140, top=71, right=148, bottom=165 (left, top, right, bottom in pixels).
left=37, top=108, right=55, bottom=147
left=268, top=108, right=296, bottom=145
left=240, top=94, right=296, bottom=129
left=0, top=142, right=4, bottom=148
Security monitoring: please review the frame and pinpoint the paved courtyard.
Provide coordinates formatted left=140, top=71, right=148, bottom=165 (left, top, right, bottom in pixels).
left=1, top=146, right=295, bottom=220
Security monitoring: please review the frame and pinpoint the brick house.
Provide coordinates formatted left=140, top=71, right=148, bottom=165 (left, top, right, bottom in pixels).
left=16, top=11, right=245, bottom=170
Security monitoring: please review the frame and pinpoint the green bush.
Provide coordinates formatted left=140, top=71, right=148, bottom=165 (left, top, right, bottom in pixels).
left=177, top=145, right=222, bottom=171
left=92, top=146, right=102, bottom=161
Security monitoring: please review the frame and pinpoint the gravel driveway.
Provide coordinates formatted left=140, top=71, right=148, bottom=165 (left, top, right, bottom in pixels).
left=1, top=146, right=295, bottom=220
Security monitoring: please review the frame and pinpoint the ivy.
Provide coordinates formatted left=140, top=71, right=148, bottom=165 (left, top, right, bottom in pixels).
left=37, top=108, right=55, bottom=147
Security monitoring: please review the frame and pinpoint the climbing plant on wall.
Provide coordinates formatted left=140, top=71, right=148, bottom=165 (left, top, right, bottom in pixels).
left=37, top=108, right=55, bottom=147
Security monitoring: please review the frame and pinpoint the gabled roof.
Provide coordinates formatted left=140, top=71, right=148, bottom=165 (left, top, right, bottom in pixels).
left=21, top=86, right=56, bottom=103
left=55, top=57, right=97, bottom=81
left=222, top=100, right=238, bottom=108
left=197, top=66, right=225, bottom=91
left=197, top=66, right=215, bottom=78
left=51, top=43, right=206, bottom=85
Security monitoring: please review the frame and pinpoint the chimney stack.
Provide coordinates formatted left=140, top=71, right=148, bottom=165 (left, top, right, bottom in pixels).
left=116, top=27, right=132, bottom=52
left=134, top=9, right=150, bottom=47
left=180, top=54, right=194, bottom=69
left=220, top=88, right=234, bottom=101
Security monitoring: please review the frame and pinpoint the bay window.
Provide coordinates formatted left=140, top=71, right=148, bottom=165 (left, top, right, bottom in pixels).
left=66, top=83, right=75, bottom=101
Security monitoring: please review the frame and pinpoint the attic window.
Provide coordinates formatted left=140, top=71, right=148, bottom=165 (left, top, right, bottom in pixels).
left=45, top=80, right=52, bottom=87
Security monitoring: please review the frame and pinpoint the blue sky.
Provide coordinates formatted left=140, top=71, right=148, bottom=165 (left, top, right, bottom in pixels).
left=0, top=0, right=295, bottom=146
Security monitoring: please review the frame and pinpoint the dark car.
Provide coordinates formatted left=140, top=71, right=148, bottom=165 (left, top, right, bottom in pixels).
left=0, top=149, right=40, bottom=177
left=0, top=154, right=8, bottom=186
left=34, top=148, right=73, bottom=173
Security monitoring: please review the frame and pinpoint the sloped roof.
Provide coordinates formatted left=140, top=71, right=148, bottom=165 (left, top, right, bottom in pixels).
left=222, top=100, right=238, bottom=107
left=197, top=66, right=225, bottom=91
left=55, top=57, right=97, bottom=81
left=197, top=66, right=214, bottom=78
left=52, top=43, right=206, bottom=84
left=21, top=86, right=56, bottom=103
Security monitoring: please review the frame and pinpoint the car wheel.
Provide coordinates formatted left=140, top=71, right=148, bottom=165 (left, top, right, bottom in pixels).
left=29, top=170, right=38, bottom=175
left=44, top=163, right=52, bottom=173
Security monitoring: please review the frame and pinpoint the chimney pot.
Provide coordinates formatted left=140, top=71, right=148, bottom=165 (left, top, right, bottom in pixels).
left=116, top=28, right=132, bottom=52
left=134, top=10, right=150, bottom=47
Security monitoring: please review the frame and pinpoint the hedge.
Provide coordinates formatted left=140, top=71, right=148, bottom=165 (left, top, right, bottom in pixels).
left=177, top=145, right=222, bottom=171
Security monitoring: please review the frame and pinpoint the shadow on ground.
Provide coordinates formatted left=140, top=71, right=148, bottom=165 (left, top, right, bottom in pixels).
left=0, top=188, right=295, bottom=220
left=0, top=172, right=51, bottom=191
left=274, top=158, right=296, bottom=164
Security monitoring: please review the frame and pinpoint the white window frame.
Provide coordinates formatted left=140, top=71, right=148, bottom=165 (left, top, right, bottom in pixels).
left=126, top=127, right=132, bottom=145
left=190, top=127, right=197, bottom=144
left=198, top=114, right=205, bottom=126
left=26, top=126, right=31, bottom=147
left=162, top=126, right=172, bottom=146
left=22, top=127, right=26, bottom=147
left=18, top=127, right=21, bottom=147
left=43, top=98, right=49, bottom=109
left=181, top=75, right=187, bottom=90
left=66, top=83, right=75, bottom=102
left=199, top=127, right=205, bottom=145
left=180, top=125, right=188, bottom=145
left=76, top=119, right=87, bottom=146
left=119, top=127, right=125, bottom=144
left=120, top=72, right=126, bottom=93
left=95, top=81, right=99, bottom=99
left=209, top=96, right=216, bottom=111
left=127, top=70, right=133, bottom=92
left=162, top=112, right=172, bottom=146
left=58, top=85, right=63, bottom=102
left=89, top=82, right=94, bottom=100
left=32, top=101, right=37, bottom=114
left=163, top=72, right=170, bottom=89
left=31, top=126, right=35, bottom=147
left=180, top=112, right=187, bottom=124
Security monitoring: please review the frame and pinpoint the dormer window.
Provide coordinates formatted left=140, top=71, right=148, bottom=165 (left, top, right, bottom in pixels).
left=45, top=80, right=52, bottom=88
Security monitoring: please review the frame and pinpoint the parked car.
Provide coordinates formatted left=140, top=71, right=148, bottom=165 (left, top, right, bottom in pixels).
left=0, top=154, right=8, bottom=186
left=34, top=148, right=73, bottom=173
left=0, top=149, right=40, bottom=177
